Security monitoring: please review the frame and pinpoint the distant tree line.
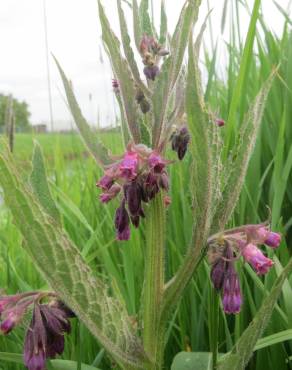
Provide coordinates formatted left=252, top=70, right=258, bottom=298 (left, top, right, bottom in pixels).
left=0, top=94, right=31, bottom=132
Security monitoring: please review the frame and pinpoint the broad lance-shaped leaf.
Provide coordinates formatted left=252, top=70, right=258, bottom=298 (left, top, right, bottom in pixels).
left=132, top=0, right=142, bottom=52
left=98, top=0, right=141, bottom=144
left=139, top=0, right=154, bottom=37
left=159, top=0, right=167, bottom=45
left=53, top=57, right=112, bottom=168
left=162, top=35, right=214, bottom=315
left=30, top=141, right=61, bottom=224
left=212, top=71, right=276, bottom=233
left=152, top=0, right=200, bottom=147
left=117, top=0, right=150, bottom=99
left=0, top=148, right=147, bottom=369
left=217, top=255, right=292, bottom=370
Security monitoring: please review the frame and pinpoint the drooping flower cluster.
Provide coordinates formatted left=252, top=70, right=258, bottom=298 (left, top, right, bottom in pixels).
left=208, top=224, right=281, bottom=314
left=0, top=292, right=74, bottom=370
left=96, top=143, right=170, bottom=241
left=170, top=126, right=191, bottom=160
left=139, top=35, right=169, bottom=81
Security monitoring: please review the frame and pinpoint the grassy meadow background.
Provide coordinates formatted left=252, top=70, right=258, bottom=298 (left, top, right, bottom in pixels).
left=1, top=1, right=292, bottom=370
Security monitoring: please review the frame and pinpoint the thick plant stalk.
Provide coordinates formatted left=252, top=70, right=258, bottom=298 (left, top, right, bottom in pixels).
left=143, top=193, right=166, bottom=369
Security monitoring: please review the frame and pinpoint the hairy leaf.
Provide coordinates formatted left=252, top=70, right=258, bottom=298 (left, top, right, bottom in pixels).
left=224, top=0, right=261, bottom=154
left=117, top=0, right=150, bottom=99
left=98, top=1, right=141, bottom=144
left=212, top=72, right=275, bottom=232
left=139, top=0, right=154, bottom=37
left=152, top=0, right=201, bottom=147
left=30, top=141, right=60, bottom=224
left=218, top=255, right=292, bottom=370
left=0, top=148, right=146, bottom=369
left=53, top=57, right=112, bottom=168
left=132, top=0, right=142, bottom=51
left=171, top=352, right=212, bottom=370
left=159, top=0, right=167, bottom=45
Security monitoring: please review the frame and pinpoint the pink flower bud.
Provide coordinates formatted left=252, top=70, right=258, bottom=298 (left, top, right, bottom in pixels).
left=0, top=311, right=18, bottom=334
left=215, top=118, right=225, bottom=127
left=99, top=184, right=121, bottom=203
left=242, top=243, right=274, bottom=275
left=265, top=232, right=281, bottom=248
left=96, top=175, right=114, bottom=191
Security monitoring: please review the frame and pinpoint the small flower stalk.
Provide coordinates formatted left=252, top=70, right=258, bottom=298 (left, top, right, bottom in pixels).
left=97, top=143, right=171, bottom=241
left=0, top=291, right=74, bottom=370
left=208, top=223, right=281, bottom=313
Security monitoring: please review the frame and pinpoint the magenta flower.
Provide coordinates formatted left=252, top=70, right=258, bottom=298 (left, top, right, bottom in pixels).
left=119, top=152, right=139, bottom=180
left=99, top=184, right=121, bottom=203
left=115, top=200, right=130, bottom=241
left=211, top=258, right=226, bottom=291
left=264, top=232, right=281, bottom=248
left=222, top=267, right=242, bottom=314
left=96, top=144, right=171, bottom=241
left=242, top=243, right=274, bottom=275
left=24, top=302, right=72, bottom=370
left=148, top=153, right=166, bottom=173
left=96, top=175, right=114, bottom=191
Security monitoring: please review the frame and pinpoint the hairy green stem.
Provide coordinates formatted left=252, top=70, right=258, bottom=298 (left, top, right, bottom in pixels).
left=210, top=290, right=219, bottom=370
left=143, top=193, right=166, bottom=369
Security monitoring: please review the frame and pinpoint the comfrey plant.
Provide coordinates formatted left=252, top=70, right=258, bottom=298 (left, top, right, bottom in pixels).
left=0, top=1, right=292, bottom=370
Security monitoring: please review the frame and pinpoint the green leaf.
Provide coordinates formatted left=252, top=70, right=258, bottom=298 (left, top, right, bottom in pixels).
left=132, top=0, right=142, bottom=51
left=212, top=71, right=275, bottom=232
left=53, top=57, right=112, bottom=168
left=116, top=0, right=150, bottom=99
left=224, top=0, right=261, bottom=155
left=171, top=352, right=212, bottom=370
left=186, top=36, right=213, bottom=242
left=217, top=255, right=292, bottom=370
left=152, top=0, right=200, bottom=147
left=139, top=0, right=154, bottom=36
left=98, top=0, right=140, bottom=144
left=30, top=141, right=60, bottom=224
left=0, top=352, right=102, bottom=370
left=0, top=147, right=146, bottom=369
left=254, top=329, right=292, bottom=351
left=159, top=0, right=167, bottom=45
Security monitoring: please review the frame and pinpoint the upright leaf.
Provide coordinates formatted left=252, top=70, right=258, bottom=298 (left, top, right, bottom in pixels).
left=117, top=0, right=150, bottom=99
left=212, top=72, right=275, bottom=232
left=54, top=57, right=112, bottom=167
left=152, top=0, right=201, bottom=147
left=30, top=141, right=61, bottom=224
left=139, top=0, right=154, bottom=36
left=98, top=1, right=141, bottom=144
left=132, top=0, right=142, bottom=51
left=218, top=255, right=292, bottom=370
left=224, top=0, right=261, bottom=155
left=159, top=0, right=167, bottom=45
left=0, top=147, right=146, bottom=369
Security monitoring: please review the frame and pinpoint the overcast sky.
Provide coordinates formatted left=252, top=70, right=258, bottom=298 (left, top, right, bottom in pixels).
left=0, top=0, right=291, bottom=130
